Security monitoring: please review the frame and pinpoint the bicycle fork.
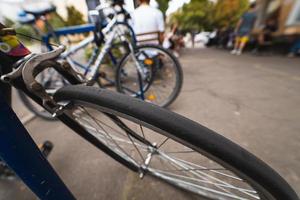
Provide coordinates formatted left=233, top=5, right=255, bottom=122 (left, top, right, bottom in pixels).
left=127, top=44, right=146, bottom=100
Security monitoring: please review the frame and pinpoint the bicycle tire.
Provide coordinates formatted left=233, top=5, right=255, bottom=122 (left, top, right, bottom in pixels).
left=94, top=22, right=136, bottom=89
left=115, top=44, right=183, bottom=108
left=18, top=90, right=55, bottom=120
left=53, top=85, right=298, bottom=200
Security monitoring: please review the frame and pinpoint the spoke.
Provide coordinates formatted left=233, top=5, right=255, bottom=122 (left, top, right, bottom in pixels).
left=122, top=85, right=141, bottom=95
left=149, top=169, right=253, bottom=200
left=139, top=125, right=146, bottom=140
left=169, top=156, right=242, bottom=181
left=81, top=109, right=145, bottom=162
left=75, top=114, right=113, bottom=146
left=126, top=132, right=145, bottom=162
left=71, top=105, right=260, bottom=200
left=157, top=152, right=237, bottom=197
left=158, top=137, right=170, bottom=149
left=77, top=115, right=142, bottom=149
left=159, top=168, right=227, bottom=172
left=148, top=83, right=172, bottom=95
left=75, top=107, right=140, bottom=164
left=76, top=106, right=147, bottom=164
left=158, top=152, right=258, bottom=198
left=76, top=109, right=148, bottom=147
left=165, top=150, right=196, bottom=154
left=78, top=122, right=148, bottom=151
left=74, top=112, right=149, bottom=152
left=156, top=155, right=178, bottom=172
left=152, top=169, right=257, bottom=195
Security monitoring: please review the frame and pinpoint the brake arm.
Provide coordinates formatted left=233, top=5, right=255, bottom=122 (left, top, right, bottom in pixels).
left=1, top=46, right=82, bottom=113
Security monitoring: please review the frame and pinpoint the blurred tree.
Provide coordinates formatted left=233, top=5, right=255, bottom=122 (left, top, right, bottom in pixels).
left=212, top=0, right=249, bottom=28
left=66, top=5, right=86, bottom=26
left=156, top=0, right=170, bottom=16
left=48, top=12, right=66, bottom=29
left=3, top=17, right=37, bottom=43
left=169, top=0, right=249, bottom=32
left=170, top=0, right=213, bottom=33
left=3, top=17, right=14, bottom=27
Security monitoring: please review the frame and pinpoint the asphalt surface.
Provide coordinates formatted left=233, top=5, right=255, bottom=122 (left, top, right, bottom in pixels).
left=1, top=48, right=299, bottom=199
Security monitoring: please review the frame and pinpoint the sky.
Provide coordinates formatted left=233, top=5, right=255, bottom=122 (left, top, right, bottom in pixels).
left=125, top=0, right=256, bottom=15
left=124, top=0, right=191, bottom=15
left=0, top=0, right=258, bottom=21
left=166, top=0, right=191, bottom=15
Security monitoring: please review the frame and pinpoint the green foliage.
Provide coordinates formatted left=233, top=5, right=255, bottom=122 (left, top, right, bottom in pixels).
left=3, top=17, right=14, bottom=27
left=170, top=0, right=214, bottom=33
left=169, top=0, right=250, bottom=33
left=212, top=0, right=249, bottom=28
left=84, top=45, right=94, bottom=61
left=156, top=0, right=169, bottom=16
left=48, top=12, right=66, bottom=29
left=3, top=17, right=37, bottom=43
left=65, top=5, right=86, bottom=26
left=16, top=25, right=37, bottom=41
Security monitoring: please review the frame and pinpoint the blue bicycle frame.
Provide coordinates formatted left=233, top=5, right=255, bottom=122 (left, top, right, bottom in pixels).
left=0, top=2, right=140, bottom=198
left=0, top=91, right=75, bottom=199
left=43, top=24, right=96, bottom=50
left=42, top=23, right=103, bottom=75
left=42, top=22, right=135, bottom=75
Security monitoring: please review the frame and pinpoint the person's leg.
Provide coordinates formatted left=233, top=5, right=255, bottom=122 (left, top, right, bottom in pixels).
left=258, top=33, right=265, bottom=45
left=295, top=40, right=300, bottom=51
left=252, top=34, right=263, bottom=54
left=288, top=39, right=300, bottom=57
left=231, top=37, right=240, bottom=54
left=237, top=36, right=249, bottom=55
left=234, top=38, right=241, bottom=50
left=289, top=39, right=300, bottom=54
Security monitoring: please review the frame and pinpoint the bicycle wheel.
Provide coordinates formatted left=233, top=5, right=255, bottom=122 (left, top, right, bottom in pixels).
left=95, top=22, right=136, bottom=89
left=115, top=44, right=183, bottom=108
left=54, top=85, right=298, bottom=200
left=17, top=91, right=54, bottom=120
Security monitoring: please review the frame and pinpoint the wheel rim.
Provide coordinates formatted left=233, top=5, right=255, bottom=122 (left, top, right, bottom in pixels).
left=118, top=47, right=181, bottom=107
left=64, top=102, right=273, bottom=200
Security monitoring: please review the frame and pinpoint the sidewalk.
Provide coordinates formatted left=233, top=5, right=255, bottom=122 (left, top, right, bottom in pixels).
left=1, top=48, right=300, bottom=199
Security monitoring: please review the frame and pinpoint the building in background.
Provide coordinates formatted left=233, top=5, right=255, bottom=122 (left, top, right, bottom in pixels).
left=255, top=0, right=300, bottom=36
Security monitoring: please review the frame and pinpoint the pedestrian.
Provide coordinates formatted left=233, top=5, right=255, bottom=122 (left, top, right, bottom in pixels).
left=112, top=0, right=130, bottom=22
left=287, top=38, right=300, bottom=57
left=231, top=3, right=257, bottom=55
left=252, top=17, right=278, bottom=53
left=131, top=0, right=165, bottom=44
left=257, top=18, right=277, bottom=45
left=164, top=24, right=183, bottom=57
left=86, top=0, right=100, bottom=11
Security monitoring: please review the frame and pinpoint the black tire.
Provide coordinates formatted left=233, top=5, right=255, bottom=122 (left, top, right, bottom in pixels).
left=18, top=90, right=55, bottom=120
left=54, top=85, right=298, bottom=200
left=115, top=44, right=183, bottom=108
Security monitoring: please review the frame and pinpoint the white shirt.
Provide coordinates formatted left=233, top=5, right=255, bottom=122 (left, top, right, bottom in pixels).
left=131, top=4, right=164, bottom=42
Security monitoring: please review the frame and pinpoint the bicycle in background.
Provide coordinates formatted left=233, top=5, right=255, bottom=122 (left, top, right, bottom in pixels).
left=16, top=2, right=183, bottom=120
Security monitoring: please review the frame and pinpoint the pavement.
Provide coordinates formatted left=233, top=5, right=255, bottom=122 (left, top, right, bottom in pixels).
left=0, top=48, right=299, bottom=199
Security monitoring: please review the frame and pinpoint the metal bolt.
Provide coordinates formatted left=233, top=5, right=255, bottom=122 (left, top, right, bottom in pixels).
left=62, top=62, right=71, bottom=70
left=30, top=82, right=43, bottom=91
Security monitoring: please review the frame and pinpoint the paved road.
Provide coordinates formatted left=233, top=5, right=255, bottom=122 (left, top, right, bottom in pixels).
left=1, top=48, right=299, bottom=199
